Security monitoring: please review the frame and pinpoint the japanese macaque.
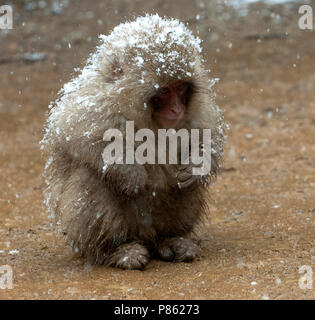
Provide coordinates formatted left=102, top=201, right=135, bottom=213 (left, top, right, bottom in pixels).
left=41, top=14, right=225, bottom=269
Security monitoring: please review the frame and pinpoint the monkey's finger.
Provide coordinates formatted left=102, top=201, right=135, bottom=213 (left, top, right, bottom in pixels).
left=177, top=176, right=197, bottom=189
left=177, top=169, right=193, bottom=182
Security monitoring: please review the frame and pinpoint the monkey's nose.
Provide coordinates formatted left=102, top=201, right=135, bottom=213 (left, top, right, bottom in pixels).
left=170, top=105, right=183, bottom=115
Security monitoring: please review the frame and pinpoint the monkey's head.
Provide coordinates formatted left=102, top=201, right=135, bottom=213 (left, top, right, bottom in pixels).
left=94, top=14, right=219, bottom=132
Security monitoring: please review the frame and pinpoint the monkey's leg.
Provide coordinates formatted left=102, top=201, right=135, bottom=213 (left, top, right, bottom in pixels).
left=158, top=237, right=200, bottom=262
left=107, top=242, right=150, bottom=270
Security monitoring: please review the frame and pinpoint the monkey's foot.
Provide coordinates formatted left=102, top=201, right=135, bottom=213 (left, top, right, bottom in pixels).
left=158, top=237, right=200, bottom=262
left=108, top=242, right=150, bottom=270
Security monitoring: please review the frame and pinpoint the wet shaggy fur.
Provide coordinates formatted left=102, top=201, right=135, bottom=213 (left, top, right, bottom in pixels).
left=42, top=15, right=225, bottom=269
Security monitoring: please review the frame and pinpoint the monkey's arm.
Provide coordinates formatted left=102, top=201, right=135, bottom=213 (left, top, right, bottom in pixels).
left=103, top=162, right=148, bottom=197
left=99, top=113, right=149, bottom=197
left=53, top=112, right=149, bottom=198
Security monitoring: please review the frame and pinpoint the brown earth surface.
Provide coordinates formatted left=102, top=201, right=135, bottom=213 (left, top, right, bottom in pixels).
left=0, top=0, right=314, bottom=299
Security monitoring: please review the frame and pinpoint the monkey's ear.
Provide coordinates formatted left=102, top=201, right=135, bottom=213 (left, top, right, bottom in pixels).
left=111, top=59, right=124, bottom=80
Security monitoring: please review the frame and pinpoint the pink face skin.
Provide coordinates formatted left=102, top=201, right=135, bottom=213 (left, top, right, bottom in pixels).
left=151, top=81, right=190, bottom=128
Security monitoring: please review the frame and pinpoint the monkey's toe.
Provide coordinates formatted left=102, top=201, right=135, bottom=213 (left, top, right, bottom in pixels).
left=109, top=242, right=150, bottom=270
left=158, top=237, right=200, bottom=262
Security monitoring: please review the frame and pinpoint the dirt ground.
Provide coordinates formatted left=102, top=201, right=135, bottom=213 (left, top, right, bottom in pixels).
left=0, top=0, right=314, bottom=300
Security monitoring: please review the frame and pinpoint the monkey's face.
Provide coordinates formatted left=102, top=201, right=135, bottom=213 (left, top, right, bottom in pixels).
left=150, top=81, right=192, bottom=129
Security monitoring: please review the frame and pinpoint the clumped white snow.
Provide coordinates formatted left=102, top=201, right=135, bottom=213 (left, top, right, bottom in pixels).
left=9, top=249, right=19, bottom=255
left=97, top=14, right=203, bottom=81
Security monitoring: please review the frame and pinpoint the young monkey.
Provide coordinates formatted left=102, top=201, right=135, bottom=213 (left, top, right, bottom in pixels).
left=41, top=14, right=225, bottom=269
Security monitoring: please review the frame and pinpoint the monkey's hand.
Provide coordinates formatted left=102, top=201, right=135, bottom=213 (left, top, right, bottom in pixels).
left=176, top=163, right=209, bottom=190
left=176, top=143, right=219, bottom=190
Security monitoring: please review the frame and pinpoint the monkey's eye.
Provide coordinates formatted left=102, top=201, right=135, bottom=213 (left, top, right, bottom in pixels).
left=159, top=87, right=170, bottom=95
left=177, top=82, right=190, bottom=92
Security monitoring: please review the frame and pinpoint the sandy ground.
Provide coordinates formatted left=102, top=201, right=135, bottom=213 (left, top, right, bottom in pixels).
left=0, top=0, right=314, bottom=299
